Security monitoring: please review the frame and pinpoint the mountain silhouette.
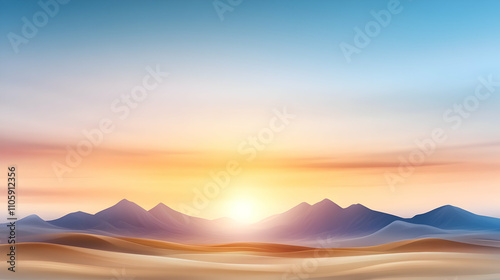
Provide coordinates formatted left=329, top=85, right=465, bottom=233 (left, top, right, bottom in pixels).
left=149, top=202, right=198, bottom=227
left=407, top=205, right=500, bottom=230
left=49, top=211, right=109, bottom=230
left=19, top=214, right=59, bottom=228
left=257, top=199, right=401, bottom=238
left=14, top=199, right=500, bottom=245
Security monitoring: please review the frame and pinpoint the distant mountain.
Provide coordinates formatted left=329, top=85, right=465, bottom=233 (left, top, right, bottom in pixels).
left=337, top=203, right=402, bottom=235
left=407, top=205, right=500, bottom=230
left=6, top=199, right=500, bottom=246
left=94, top=199, right=166, bottom=231
left=256, top=199, right=401, bottom=239
left=48, top=199, right=190, bottom=236
left=19, top=214, right=60, bottom=228
left=341, top=221, right=450, bottom=247
left=375, top=220, right=448, bottom=237
left=148, top=202, right=206, bottom=229
left=255, top=199, right=340, bottom=239
left=49, top=211, right=110, bottom=230
left=13, top=215, right=68, bottom=241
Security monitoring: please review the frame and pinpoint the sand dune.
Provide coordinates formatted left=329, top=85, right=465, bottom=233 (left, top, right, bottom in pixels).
left=2, top=233, right=500, bottom=280
left=35, top=233, right=500, bottom=255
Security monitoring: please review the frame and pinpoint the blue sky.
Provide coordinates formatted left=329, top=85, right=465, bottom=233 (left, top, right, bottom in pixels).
left=2, top=0, right=500, bottom=128
left=1, top=0, right=500, bottom=219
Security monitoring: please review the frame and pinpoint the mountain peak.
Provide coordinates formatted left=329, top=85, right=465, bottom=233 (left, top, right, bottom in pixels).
left=309, top=199, right=342, bottom=216
left=436, top=205, right=460, bottom=211
left=116, top=198, right=133, bottom=205
left=295, top=202, right=311, bottom=209
left=20, top=214, right=44, bottom=222
left=149, top=202, right=177, bottom=213
left=113, top=199, right=144, bottom=209
left=68, top=211, right=93, bottom=217
left=344, top=203, right=374, bottom=215
left=278, top=201, right=311, bottom=214
left=346, top=203, right=369, bottom=209
left=148, top=202, right=193, bottom=226
left=18, top=214, right=57, bottom=227
left=422, top=205, right=469, bottom=216
left=314, top=199, right=341, bottom=208
left=96, top=199, right=147, bottom=217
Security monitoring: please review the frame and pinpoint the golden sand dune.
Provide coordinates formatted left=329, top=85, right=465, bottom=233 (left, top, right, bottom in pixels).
left=372, top=238, right=500, bottom=253
left=36, top=233, right=500, bottom=256
left=37, top=233, right=313, bottom=255
left=2, top=233, right=500, bottom=280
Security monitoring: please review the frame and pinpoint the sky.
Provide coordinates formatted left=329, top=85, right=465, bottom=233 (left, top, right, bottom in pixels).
left=1, top=0, right=500, bottom=222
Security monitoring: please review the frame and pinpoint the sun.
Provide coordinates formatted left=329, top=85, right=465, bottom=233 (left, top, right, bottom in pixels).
left=228, top=199, right=255, bottom=223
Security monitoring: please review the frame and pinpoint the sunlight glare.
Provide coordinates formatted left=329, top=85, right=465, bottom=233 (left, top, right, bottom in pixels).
left=228, top=199, right=254, bottom=223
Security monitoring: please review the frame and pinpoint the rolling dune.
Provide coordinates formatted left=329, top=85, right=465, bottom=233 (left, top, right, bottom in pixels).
left=2, top=233, right=500, bottom=280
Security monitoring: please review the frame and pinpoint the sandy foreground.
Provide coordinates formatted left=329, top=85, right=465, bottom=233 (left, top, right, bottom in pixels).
left=2, top=233, right=500, bottom=280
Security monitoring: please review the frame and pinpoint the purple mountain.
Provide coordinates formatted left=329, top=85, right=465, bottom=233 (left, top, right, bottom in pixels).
left=149, top=202, right=198, bottom=227
left=94, top=199, right=164, bottom=230
left=49, top=199, right=188, bottom=236
left=256, top=199, right=401, bottom=238
left=25, top=199, right=500, bottom=244
left=49, top=211, right=110, bottom=230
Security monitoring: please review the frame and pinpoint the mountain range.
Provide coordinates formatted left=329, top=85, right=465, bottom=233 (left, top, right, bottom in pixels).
left=10, top=199, right=500, bottom=246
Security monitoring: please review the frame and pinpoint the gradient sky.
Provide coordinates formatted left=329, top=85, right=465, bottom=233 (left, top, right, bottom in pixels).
left=1, top=0, right=500, bottom=221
